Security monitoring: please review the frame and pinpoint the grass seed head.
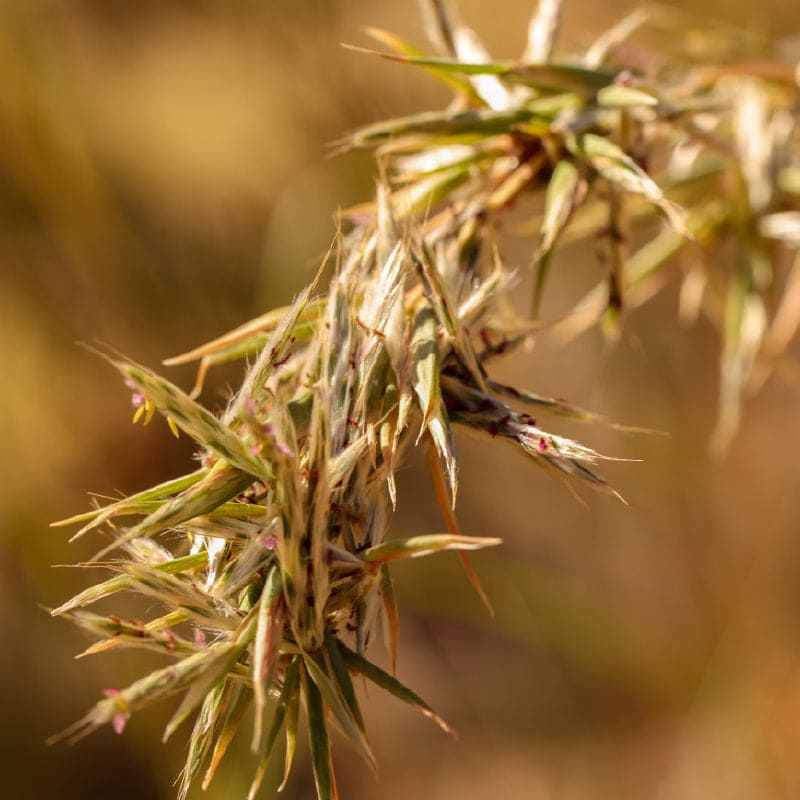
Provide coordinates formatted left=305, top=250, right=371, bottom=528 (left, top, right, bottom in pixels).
left=51, top=4, right=800, bottom=799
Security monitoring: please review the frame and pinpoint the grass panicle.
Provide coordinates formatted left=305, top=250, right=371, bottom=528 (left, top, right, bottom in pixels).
left=51, top=3, right=800, bottom=798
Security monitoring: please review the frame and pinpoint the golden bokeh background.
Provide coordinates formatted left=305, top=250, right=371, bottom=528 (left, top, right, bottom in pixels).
left=3, top=1, right=800, bottom=798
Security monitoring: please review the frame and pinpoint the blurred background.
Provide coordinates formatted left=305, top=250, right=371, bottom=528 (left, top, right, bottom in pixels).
left=4, top=1, right=800, bottom=798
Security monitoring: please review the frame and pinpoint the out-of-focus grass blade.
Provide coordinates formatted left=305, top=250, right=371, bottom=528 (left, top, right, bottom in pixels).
left=583, top=8, right=649, bottom=67
left=524, top=0, right=562, bottom=63
left=751, top=250, right=800, bottom=391
left=393, top=164, right=473, bottom=218
left=341, top=106, right=546, bottom=148
left=476, top=59, right=620, bottom=95
left=733, top=81, right=773, bottom=215
left=393, top=142, right=504, bottom=184
left=597, top=84, right=658, bottom=108
left=568, top=134, right=690, bottom=236
left=712, top=270, right=766, bottom=454
left=417, top=0, right=458, bottom=57
left=338, top=643, right=456, bottom=736
left=363, top=26, right=480, bottom=100
left=117, top=361, right=270, bottom=482
left=342, top=44, right=618, bottom=94
left=303, top=662, right=334, bottom=800
left=342, top=42, right=510, bottom=74
left=451, top=22, right=513, bottom=111
left=486, top=151, right=548, bottom=210
left=778, top=166, right=800, bottom=195
left=363, top=533, right=501, bottom=565
left=623, top=224, right=687, bottom=288
left=759, top=211, right=800, bottom=244
left=508, top=61, right=619, bottom=94
left=699, top=61, right=799, bottom=85
left=533, top=159, right=582, bottom=314
left=549, top=201, right=729, bottom=343
left=343, top=165, right=474, bottom=225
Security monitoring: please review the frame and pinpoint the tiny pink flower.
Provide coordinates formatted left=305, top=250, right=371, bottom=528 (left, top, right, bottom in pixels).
left=261, top=535, right=278, bottom=550
left=112, top=711, right=129, bottom=735
left=103, top=688, right=130, bottom=734
left=124, top=379, right=146, bottom=408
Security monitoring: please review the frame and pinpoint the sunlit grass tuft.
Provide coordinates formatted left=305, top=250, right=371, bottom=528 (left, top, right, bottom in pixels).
left=50, top=2, right=800, bottom=797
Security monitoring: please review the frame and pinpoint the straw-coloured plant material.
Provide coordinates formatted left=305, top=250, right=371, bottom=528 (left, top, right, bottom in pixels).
left=51, top=2, right=800, bottom=797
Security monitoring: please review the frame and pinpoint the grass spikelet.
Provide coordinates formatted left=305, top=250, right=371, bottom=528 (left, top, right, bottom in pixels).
left=118, top=361, right=271, bottom=482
